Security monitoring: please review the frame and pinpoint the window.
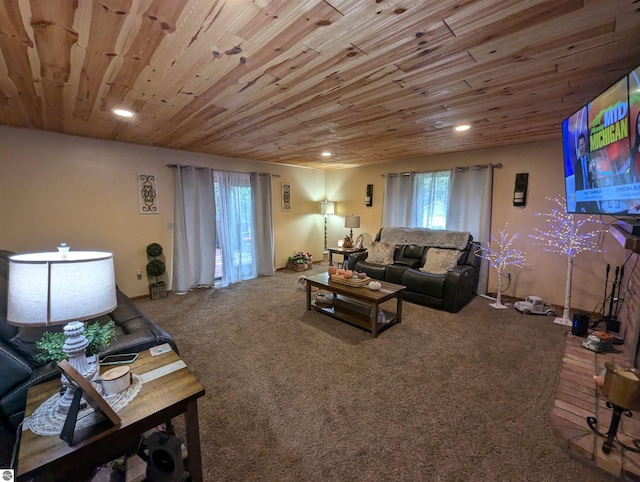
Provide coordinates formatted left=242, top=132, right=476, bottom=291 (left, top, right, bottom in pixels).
left=383, top=170, right=452, bottom=228
left=413, top=171, right=451, bottom=229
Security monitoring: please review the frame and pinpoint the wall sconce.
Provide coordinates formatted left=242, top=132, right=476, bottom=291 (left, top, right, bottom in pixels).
left=365, top=184, right=373, bottom=207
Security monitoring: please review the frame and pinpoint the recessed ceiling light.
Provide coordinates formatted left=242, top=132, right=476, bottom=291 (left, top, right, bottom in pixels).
left=455, top=124, right=470, bottom=132
left=111, top=108, right=135, bottom=118
left=321, top=152, right=332, bottom=157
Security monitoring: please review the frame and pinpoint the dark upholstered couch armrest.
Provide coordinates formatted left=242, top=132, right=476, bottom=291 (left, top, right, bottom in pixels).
left=354, top=261, right=386, bottom=281
left=347, top=251, right=368, bottom=270
left=103, top=329, right=178, bottom=357
left=442, top=266, right=476, bottom=313
left=0, top=339, right=32, bottom=400
left=109, top=288, right=179, bottom=356
left=0, top=360, right=60, bottom=428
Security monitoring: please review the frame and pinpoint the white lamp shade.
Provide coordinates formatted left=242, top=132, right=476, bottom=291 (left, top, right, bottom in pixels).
left=345, top=215, right=360, bottom=229
left=320, top=201, right=335, bottom=215
left=7, top=251, right=117, bottom=326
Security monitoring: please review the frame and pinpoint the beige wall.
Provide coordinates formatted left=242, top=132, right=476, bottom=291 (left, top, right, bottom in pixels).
left=0, top=126, right=326, bottom=297
left=1, top=125, right=630, bottom=311
left=326, top=141, right=629, bottom=313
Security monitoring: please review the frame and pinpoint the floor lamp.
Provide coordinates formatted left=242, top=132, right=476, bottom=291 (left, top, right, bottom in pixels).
left=7, top=248, right=117, bottom=413
left=320, top=200, right=335, bottom=263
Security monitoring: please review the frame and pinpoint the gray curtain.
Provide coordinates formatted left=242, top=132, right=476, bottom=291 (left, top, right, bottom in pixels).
left=446, top=164, right=493, bottom=295
left=173, top=166, right=275, bottom=293
left=173, top=166, right=217, bottom=294
left=382, top=173, right=415, bottom=227
left=251, top=172, right=275, bottom=276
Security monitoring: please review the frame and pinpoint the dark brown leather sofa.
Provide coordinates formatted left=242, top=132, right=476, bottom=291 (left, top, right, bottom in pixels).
left=347, top=228, right=481, bottom=313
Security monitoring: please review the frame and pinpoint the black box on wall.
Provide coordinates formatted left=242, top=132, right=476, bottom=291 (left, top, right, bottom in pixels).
left=513, top=173, right=528, bottom=206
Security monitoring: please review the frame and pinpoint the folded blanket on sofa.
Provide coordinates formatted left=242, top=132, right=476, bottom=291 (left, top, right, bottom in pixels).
left=379, top=227, right=470, bottom=250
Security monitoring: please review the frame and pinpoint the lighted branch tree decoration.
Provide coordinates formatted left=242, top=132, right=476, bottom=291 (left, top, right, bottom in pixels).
left=478, top=224, right=527, bottom=309
left=529, top=196, right=601, bottom=326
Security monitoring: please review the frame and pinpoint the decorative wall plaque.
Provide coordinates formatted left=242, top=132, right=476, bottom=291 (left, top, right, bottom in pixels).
left=138, top=173, right=159, bottom=214
left=281, top=182, right=291, bottom=212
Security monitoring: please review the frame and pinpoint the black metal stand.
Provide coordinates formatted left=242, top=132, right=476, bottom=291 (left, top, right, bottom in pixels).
left=60, top=388, right=84, bottom=446
left=587, top=401, right=640, bottom=454
left=59, top=383, right=118, bottom=446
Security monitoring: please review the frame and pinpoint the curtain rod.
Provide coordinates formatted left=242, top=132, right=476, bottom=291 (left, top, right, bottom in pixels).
left=380, top=163, right=502, bottom=177
left=166, top=164, right=280, bottom=177
left=454, top=163, right=502, bottom=172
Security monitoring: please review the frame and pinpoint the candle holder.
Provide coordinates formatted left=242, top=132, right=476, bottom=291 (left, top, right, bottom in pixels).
left=587, top=362, right=640, bottom=454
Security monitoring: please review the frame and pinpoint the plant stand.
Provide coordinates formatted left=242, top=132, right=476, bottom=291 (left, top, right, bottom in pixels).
left=587, top=402, right=640, bottom=454
left=149, top=281, right=167, bottom=300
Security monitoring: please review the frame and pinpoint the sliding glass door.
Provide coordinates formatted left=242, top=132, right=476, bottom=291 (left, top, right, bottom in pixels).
left=214, top=171, right=256, bottom=286
left=173, top=166, right=273, bottom=293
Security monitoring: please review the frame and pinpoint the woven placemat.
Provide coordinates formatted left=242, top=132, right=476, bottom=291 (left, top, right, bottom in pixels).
left=29, top=374, right=143, bottom=436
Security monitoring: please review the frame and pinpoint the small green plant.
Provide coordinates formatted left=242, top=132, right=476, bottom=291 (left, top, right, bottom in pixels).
left=35, top=331, right=66, bottom=363
left=85, top=320, right=117, bottom=356
left=35, top=320, right=116, bottom=363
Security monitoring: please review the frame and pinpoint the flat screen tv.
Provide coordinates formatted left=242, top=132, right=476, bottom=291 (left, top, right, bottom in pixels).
left=562, top=64, right=640, bottom=215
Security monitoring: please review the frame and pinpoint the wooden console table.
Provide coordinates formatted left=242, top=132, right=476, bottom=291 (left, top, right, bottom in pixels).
left=327, top=247, right=366, bottom=267
left=16, top=349, right=205, bottom=481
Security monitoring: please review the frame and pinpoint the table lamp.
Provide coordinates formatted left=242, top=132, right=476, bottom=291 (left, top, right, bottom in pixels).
left=344, top=215, right=360, bottom=247
left=319, top=200, right=335, bottom=253
left=7, top=247, right=117, bottom=413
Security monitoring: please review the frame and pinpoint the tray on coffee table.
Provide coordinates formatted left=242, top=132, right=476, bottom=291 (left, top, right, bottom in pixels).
left=330, top=275, right=371, bottom=287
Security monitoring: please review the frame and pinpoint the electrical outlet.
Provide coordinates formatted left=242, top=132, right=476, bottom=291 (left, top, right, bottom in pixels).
left=137, top=269, right=142, bottom=280
left=506, top=272, right=512, bottom=281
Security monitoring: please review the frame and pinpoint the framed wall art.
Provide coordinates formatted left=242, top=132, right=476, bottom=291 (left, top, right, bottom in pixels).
left=138, top=173, right=159, bottom=214
left=281, top=182, right=291, bottom=211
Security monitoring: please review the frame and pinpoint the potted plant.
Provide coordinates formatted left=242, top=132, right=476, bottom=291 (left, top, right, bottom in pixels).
left=146, top=242, right=167, bottom=299
left=35, top=320, right=116, bottom=364
left=287, top=252, right=312, bottom=271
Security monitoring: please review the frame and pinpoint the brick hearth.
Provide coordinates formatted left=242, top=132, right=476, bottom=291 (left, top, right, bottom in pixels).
left=619, top=251, right=640, bottom=368
left=552, top=335, right=640, bottom=478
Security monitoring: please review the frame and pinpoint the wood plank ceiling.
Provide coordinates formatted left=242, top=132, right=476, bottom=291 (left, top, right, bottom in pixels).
left=0, top=0, right=639, bottom=170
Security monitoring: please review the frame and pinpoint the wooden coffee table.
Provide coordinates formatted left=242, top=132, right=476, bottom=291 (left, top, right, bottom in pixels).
left=16, top=348, right=205, bottom=481
left=304, top=272, right=405, bottom=337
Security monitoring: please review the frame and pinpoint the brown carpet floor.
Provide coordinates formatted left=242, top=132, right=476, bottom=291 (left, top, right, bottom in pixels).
left=130, top=266, right=616, bottom=482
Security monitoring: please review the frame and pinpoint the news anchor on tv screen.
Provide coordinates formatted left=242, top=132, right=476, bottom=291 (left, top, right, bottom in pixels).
left=563, top=64, right=640, bottom=216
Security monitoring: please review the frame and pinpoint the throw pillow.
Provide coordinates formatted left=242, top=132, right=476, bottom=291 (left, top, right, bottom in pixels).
left=366, top=241, right=396, bottom=265
left=420, top=248, right=461, bottom=274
